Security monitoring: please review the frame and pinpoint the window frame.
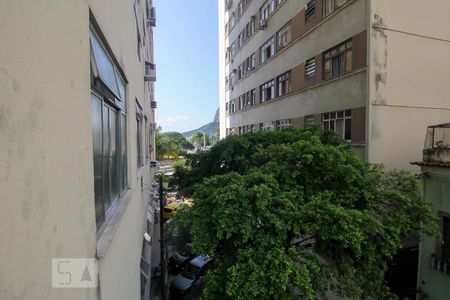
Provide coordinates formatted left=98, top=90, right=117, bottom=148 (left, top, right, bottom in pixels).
left=322, top=109, right=352, bottom=141
left=323, top=39, right=353, bottom=80
left=260, top=79, right=275, bottom=102
left=277, top=22, right=292, bottom=50
left=90, top=24, right=129, bottom=234
left=277, top=71, right=291, bottom=97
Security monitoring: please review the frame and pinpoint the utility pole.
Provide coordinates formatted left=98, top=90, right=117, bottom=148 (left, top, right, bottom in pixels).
left=159, top=175, right=166, bottom=300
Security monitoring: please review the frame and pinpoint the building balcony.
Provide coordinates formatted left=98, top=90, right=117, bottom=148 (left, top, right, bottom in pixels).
left=146, top=1, right=156, bottom=27
left=423, top=123, right=450, bottom=164
left=145, top=61, right=156, bottom=82
left=431, top=254, right=450, bottom=276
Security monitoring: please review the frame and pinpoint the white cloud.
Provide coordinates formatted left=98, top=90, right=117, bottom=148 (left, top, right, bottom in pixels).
left=157, top=115, right=190, bottom=132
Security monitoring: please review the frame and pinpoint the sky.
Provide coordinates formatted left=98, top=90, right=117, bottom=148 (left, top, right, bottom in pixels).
left=154, top=0, right=219, bottom=133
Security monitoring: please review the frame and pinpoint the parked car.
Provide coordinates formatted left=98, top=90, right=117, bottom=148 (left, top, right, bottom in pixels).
left=169, top=255, right=212, bottom=297
left=168, top=244, right=194, bottom=274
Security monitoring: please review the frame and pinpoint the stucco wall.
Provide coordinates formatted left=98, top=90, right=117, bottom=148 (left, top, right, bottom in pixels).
left=0, top=1, right=97, bottom=299
left=368, top=0, right=450, bottom=171
left=229, top=71, right=366, bottom=127
left=418, top=167, right=450, bottom=300
left=0, top=0, right=155, bottom=299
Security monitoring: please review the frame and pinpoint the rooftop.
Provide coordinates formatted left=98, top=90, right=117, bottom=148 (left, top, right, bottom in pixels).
left=412, top=123, right=450, bottom=168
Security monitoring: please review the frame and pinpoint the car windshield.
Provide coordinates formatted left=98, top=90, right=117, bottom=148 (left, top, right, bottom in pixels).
left=181, top=262, right=201, bottom=279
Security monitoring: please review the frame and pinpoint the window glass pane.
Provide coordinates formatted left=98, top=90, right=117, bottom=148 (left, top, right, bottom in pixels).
left=336, top=119, right=344, bottom=138
left=103, top=105, right=111, bottom=211
left=345, top=118, right=352, bottom=141
left=91, top=94, right=105, bottom=228
left=90, top=30, right=119, bottom=95
left=110, top=109, right=119, bottom=202
left=120, top=114, right=127, bottom=193
left=332, top=55, right=343, bottom=77
left=116, top=71, right=126, bottom=101
left=330, top=120, right=335, bottom=131
left=345, top=49, right=353, bottom=72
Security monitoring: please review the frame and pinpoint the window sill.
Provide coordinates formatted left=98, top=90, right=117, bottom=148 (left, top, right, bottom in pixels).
left=97, top=188, right=134, bottom=258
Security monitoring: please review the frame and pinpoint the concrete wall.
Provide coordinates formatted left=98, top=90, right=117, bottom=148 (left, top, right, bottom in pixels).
left=417, top=166, right=450, bottom=299
left=367, top=0, right=450, bottom=171
left=229, top=71, right=366, bottom=126
left=0, top=0, right=155, bottom=299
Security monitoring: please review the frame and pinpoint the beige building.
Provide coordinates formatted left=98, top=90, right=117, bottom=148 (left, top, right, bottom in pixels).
left=0, top=0, right=157, bottom=299
left=219, top=0, right=450, bottom=171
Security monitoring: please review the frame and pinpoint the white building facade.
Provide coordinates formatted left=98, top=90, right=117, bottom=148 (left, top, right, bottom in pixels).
left=219, top=0, right=450, bottom=171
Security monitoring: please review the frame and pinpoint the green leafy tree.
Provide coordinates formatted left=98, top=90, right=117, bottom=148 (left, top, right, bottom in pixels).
left=155, top=129, right=193, bottom=159
left=173, top=128, right=437, bottom=299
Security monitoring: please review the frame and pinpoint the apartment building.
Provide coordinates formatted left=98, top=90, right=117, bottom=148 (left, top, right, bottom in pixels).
left=413, top=124, right=450, bottom=299
left=0, top=1, right=157, bottom=299
left=218, top=0, right=450, bottom=170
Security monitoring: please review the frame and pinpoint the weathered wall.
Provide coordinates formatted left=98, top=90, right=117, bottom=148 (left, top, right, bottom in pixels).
left=0, top=0, right=155, bottom=299
left=417, top=167, right=450, bottom=299
left=0, top=1, right=97, bottom=299
left=368, top=0, right=450, bottom=171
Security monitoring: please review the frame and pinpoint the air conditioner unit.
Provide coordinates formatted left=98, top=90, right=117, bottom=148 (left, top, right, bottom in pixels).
left=259, top=19, right=267, bottom=30
left=150, top=161, right=157, bottom=168
left=150, top=101, right=157, bottom=109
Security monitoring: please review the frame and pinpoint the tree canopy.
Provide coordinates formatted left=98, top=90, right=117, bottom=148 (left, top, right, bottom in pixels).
left=155, top=130, right=193, bottom=160
left=173, top=127, right=437, bottom=299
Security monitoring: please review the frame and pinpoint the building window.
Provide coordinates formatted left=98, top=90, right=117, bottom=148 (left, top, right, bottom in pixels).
left=260, top=0, right=276, bottom=23
left=238, top=63, right=244, bottom=80
left=260, top=79, right=275, bottom=102
left=230, top=70, right=237, bottom=86
left=305, top=115, right=316, bottom=126
left=136, top=102, right=144, bottom=168
left=90, top=27, right=128, bottom=231
left=230, top=100, right=236, bottom=113
left=260, top=36, right=275, bottom=64
left=277, top=72, right=291, bottom=97
left=250, top=89, right=256, bottom=106
left=276, top=119, right=292, bottom=130
left=277, top=22, right=292, bottom=50
left=323, top=0, right=349, bottom=17
left=324, top=40, right=353, bottom=79
left=305, top=0, right=316, bottom=22
left=250, top=53, right=256, bottom=70
left=322, top=110, right=352, bottom=141
left=261, top=121, right=275, bottom=132
left=305, top=57, right=316, bottom=78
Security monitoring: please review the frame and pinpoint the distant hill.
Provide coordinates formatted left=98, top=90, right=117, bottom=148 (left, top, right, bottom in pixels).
left=183, top=108, right=219, bottom=138
left=182, top=121, right=219, bottom=138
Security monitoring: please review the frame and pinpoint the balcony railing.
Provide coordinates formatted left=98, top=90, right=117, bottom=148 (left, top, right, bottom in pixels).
left=431, top=254, right=450, bottom=276
left=145, top=61, right=156, bottom=82
left=146, top=1, right=156, bottom=27
left=423, top=123, right=450, bottom=163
